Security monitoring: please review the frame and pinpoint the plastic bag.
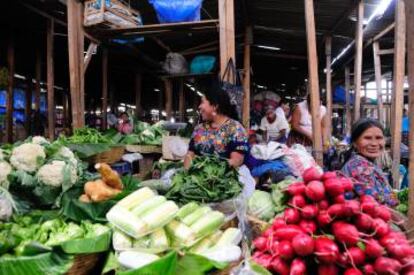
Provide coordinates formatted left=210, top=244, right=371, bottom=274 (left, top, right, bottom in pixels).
left=282, top=144, right=318, bottom=177
left=149, top=0, right=203, bottom=23
left=190, top=55, right=216, bottom=74
left=250, top=142, right=286, bottom=161
left=162, top=53, right=188, bottom=75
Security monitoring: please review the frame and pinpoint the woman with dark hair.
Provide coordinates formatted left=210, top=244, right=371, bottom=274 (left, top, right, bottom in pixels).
left=341, top=118, right=398, bottom=207
left=183, top=87, right=248, bottom=169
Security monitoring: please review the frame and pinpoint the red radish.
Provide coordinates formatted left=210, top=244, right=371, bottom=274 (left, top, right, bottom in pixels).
left=318, top=199, right=330, bottom=210
left=302, top=166, right=323, bottom=182
left=318, top=264, right=338, bottom=275
left=343, top=200, right=360, bottom=217
left=305, top=180, right=325, bottom=201
left=340, top=177, right=354, bottom=191
left=344, top=268, right=363, bottom=275
left=379, top=234, right=403, bottom=247
left=301, top=204, right=319, bottom=219
left=271, top=256, right=290, bottom=275
left=337, top=252, right=348, bottom=267
left=284, top=208, right=300, bottom=224
left=372, top=218, right=390, bottom=237
left=252, top=253, right=272, bottom=269
left=360, top=195, right=376, bottom=203
left=334, top=194, right=346, bottom=204
left=377, top=205, right=392, bottom=222
left=289, top=195, right=307, bottom=208
left=322, top=171, right=337, bottom=180
left=324, top=178, right=345, bottom=196
left=317, top=210, right=333, bottom=227
left=278, top=240, right=295, bottom=260
left=274, top=225, right=305, bottom=241
left=328, top=204, right=346, bottom=218
left=270, top=240, right=280, bottom=254
left=299, top=219, right=317, bottom=234
left=272, top=218, right=287, bottom=230
left=262, top=228, right=274, bottom=238
left=314, top=237, right=339, bottom=264
left=365, top=238, right=385, bottom=259
left=346, top=247, right=366, bottom=266
left=361, top=202, right=379, bottom=217
left=354, top=213, right=374, bottom=232
left=290, top=258, right=306, bottom=275
left=374, top=257, right=402, bottom=274
left=386, top=242, right=414, bottom=259
left=292, top=233, right=314, bottom=256
left=332, top=221, right=359, bottom=246
left=253, top=237, right=268, bottom=251
left=363, top=264, right=375, bottom=275
left=286, top=182, right=306, bottom=196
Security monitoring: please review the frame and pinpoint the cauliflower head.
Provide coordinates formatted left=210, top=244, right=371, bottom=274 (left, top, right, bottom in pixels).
left=10, top=143, right=46, bottom=173
left=36, top=160, right=78, bottom=187
left=32, top=136, right=50, bottom=145
left=56, top=146, right=78, bottom=167
left=0, top=161, right=12, bottom=188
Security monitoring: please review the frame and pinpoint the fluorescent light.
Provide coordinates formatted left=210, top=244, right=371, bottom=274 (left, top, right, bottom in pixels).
left=170, top=117, right=175, bottom=123
left=154, top=88, right=160, bottom=92
left=186, top=108, right=194, bottom=112
left=256, top=84, right=267, bottom=89
left=281, top=83, right=286, bottom=87
left=197, top=91, right=204, bottom=97
left=331, top=42, right=354, bottom=66
left=161, top=111, right=167, bottom=116
left=256, top=45, right=281, bottom=51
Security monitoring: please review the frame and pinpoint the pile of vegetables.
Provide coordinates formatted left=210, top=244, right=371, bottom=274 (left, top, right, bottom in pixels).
left=60, top=127, right=113, bottom=144
left=107, top=187, right=242, bottom=271
left=120, top=121, right=166, bottom=146
left=166, top=156, right=242, bottom=205
left=251, top=166, right=414, bottom=275
left=397, top=188, right=408, bottom=214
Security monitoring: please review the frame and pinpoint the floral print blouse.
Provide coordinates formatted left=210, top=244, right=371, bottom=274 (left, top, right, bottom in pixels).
left=189, top=119, right=249, bottom=159
left=342, top=153, right=398, bottom=207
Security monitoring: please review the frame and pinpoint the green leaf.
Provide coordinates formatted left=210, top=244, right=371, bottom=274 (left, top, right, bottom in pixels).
left=118, top=251, right=177, bottom=275
left=66, top=143, right=111, bottom=159
left=249, top=260, right=272, bottom=275
left=58, top=229, right=111, bottom=254
left=176, top=253, right=228, bottom=275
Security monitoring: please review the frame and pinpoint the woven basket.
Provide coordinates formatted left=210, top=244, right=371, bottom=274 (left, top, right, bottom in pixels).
left=87, top=145, right=125, bottom=164
left=126, top=144, right=162, bottom=154
left=67, top=253, right=102, bottom=275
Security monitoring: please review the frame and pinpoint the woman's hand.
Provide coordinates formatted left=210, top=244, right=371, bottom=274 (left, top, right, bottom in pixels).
left=183, top=151, right=195, bottom=170
left=228, top=152, right=245, bottom=168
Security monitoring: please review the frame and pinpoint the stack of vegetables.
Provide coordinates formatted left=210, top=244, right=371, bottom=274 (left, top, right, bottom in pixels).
left=120, top=121, right=166, bottom=146
left=107, top=187, right=242, bottom=270
left=251, top=166, right=414, bottom=275
left=397, top=188, right=408, bottom=214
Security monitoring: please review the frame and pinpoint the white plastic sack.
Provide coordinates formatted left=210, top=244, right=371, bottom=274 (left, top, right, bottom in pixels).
left=162, top=52, right=188, bottom=75
left=282, top=144, right=318, bottom=177
left=122, top=153, right=143, bottom=163
left=250, top=142, right=287, bottom=161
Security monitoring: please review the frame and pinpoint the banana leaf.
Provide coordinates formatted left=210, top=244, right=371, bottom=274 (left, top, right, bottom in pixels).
left=66, top=143, right=112, bottom=159
left=118, top=251, right=177, bottom=275
left=176, top=253, right=228, bottom=275
left=0, top=252, right=73, bottom=275
left=58, top=229, right=112, bottom=254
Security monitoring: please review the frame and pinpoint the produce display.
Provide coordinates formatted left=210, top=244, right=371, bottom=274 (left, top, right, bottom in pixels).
left=397, top=188, right=408, bottom=214
left=166, top=155, right=242, bottom=204
left=120, top=121, right=166, bottom=146
left=60, top=127, right=113, bottom=144
left=251, top=167, right=412, bottom=275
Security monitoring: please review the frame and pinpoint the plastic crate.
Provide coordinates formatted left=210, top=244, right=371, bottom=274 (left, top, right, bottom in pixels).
left=110, top=161, right=132, bottom=175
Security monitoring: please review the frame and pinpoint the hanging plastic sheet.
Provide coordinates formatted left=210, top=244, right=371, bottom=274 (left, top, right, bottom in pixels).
left=149, top=0, right=203, bottom=23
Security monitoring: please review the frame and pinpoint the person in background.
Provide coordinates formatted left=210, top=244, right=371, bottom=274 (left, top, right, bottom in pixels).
left=341, top=118, right=398, bottom=207
left=107, top=111, right=118, bottom=129
left=250, top=101, right=264, bottom=129
left=117, top=112, right=133, bottom=134
left=402, top=108, right=409, bottom=146
left=260, top=105, right=289, bottom=143
left=275, top=99, right=290, bottom=121
left=184, top=86, right=249, bottom=169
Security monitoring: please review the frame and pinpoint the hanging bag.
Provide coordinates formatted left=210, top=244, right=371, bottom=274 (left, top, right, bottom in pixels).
left=220, top=58, right=244, bottom=118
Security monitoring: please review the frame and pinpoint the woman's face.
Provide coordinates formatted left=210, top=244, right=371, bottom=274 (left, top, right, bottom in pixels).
left=354, top=126, right=385, bottom=159
left=199, top=96, right=216, bottom=121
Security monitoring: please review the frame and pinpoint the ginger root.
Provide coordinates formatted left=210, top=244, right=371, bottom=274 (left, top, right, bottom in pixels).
left=95, top=163, right=123, bottom=190
left=79, top=194, right=92, bottom=203
left=84, top=179, right=121, bottom=202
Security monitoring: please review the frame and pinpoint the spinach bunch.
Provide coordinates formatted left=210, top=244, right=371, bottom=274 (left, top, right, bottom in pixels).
left=166, top=156, right=242, bottom=204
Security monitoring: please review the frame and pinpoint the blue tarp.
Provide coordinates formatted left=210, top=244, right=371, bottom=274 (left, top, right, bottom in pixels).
left=333, top=86, right=355, bottom=105
left=149, top=0, right=203, bottom=23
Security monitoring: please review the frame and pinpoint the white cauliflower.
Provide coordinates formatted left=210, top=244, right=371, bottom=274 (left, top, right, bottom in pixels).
left=32, top=136, right=50, bottom=145
left=0, top=161, right=12, bottom=188
left=36, top=160, right=78, bottom=187
left=10, top=143, right=46, bottom=173
left=56, top=146, right=78, bottom=167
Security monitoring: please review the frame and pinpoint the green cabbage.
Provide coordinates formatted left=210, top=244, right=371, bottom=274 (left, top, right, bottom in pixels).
left=247, top=190, right=275, bottom=221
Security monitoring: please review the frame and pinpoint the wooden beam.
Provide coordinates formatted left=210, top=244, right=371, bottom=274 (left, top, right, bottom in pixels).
left=102, top=48, right=108, bottom=130
left=405, top=0, right=414, bottom=238
left=373, top=42, right=384, bottom=125
left=164, top=79, right=173, bottom=120
left=373, top=23, right=395, bottom=42
left=84, top=42, right=98, bottom=73
left=242, top=25, right=252, bottom=128
left=304, top=0, right=323, bottom=165
left=391, top=0, right=406, bottom=188
left=328, top=0, right=358, bottom=33
left=178, top=79, right=185, bottom=122
left=135, top=73, right=142, bottom=118
left=67, top=0, right=85, bottom=128
left=25, top=76, right=32, bottom=135
left=34, top=48, right=41, bottom=114
left=378, top=49, right=394, bottom=55
left=345, top=66, right=352, bottom=135
left=325, top=36, right=333, bottom=143
left=353, top=0, right=364, bottom=122
left=6, top=37, right=15, bottom=143
left=47, top=19, right=55, bottom=140
left=219, top=0, right=236, bottom=80
left=253, top=52, right=308, bottom=60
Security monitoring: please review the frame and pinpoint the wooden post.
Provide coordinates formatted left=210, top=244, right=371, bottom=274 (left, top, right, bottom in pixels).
left=164, top=79, right=173, bottom=121
left=34, top=48, right=41, bottom=115
left=391, top=0, right=406, bottom=188
left=63, top=91, right=69, bottom=129
left=405, top=0, right=414, bottom=237
left=373, top=42, right=384, bottom=124
left=47, top=19, right=55, bottom=140
left=345, top=67, right=352, bottom=135
left=67, top=0, right=85, bottom=129
left=325, top=35, right=332, bottom=142
left=242, top=25, right=252, bottom=128
left=354, top=0, right=364, bottom=122
left=304, top=0, right=323, bottom=165
left=25, top=76, right=32, bottom=135
left=6, top=37, right=15, bottom=143
left=135, top=73, right=142, bottom=118
left=178, top=78, right=185, bottom=122
left=219, top=0, right=236, bottom=80
left=102, top=48, right=108, bottom=130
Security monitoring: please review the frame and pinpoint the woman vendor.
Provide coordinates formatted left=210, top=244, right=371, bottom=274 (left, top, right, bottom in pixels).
left=341, top=118, right=398, bottom=207
left=183, top=86, right=249, bottom=169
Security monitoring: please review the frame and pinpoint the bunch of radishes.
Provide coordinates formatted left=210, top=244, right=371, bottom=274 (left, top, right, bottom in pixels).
left=251, top=166, right=413, bottom=275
